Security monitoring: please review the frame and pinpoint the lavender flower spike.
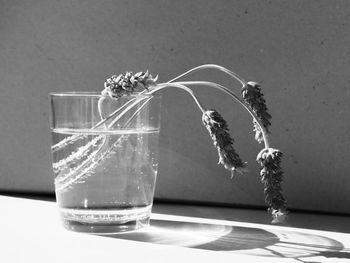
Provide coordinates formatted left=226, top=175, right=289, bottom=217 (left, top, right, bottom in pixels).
left=202, top=110, right=247, bottom=177
left=242, top=81, right=272, bottom=144
left=257, top=147, right=287, bottom=223
left=102, top=71, right=158, bottom=98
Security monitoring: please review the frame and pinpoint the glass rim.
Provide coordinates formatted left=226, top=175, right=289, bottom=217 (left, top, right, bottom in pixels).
left=49, top=91, right=161, bottom=98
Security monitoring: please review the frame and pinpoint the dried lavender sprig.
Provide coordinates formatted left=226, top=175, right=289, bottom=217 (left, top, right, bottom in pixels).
left=102, top=71, right=158, bottom=98
left=159, top=80, right=287, bottom=222
left=242, top=81, right=272, bottom=144
left=146, top=83, right=247, bottom=175
left=202, top=110, right=247, bottom=177
left=99, top=71, right=159, bottom=125
left=257, top=147, right=287, bottom=223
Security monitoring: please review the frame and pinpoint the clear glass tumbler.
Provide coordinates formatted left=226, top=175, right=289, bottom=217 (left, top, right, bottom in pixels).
left=49, top=92, right=161, bottom=234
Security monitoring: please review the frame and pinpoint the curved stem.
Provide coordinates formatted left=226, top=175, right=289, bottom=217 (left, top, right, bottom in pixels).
left=94, top=98, right=136, bottom=128
left=107, top=96, right=152, bottom=128
left=167, top=64, right=247, bottom=87
left=169, top=80, right=270, bottom=148
left=97, top=97, right=107, bottom=126
left=146, top=83, right=206, bottom=114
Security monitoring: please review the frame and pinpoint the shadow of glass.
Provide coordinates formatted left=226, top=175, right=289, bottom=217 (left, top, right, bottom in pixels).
left=106, top=219, right=279, bottom=250
left=104, top=218, right=346, bottom=260
left=317, top=251, right=350, bottom=259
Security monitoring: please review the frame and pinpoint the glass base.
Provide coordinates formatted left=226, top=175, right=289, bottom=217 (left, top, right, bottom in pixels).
left=59, top=205, right=151, bottom=234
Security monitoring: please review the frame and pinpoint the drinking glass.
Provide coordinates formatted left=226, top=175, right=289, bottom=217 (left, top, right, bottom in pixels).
left=49, top=92, right=161, bottom=234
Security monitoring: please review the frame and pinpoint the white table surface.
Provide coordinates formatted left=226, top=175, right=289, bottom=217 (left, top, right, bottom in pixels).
left=1, top=194, right=350, bottom=263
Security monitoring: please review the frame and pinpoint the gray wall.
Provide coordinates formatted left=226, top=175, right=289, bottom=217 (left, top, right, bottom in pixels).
left=1, top=0, right=349, bottom=214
